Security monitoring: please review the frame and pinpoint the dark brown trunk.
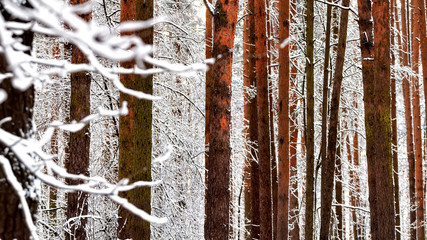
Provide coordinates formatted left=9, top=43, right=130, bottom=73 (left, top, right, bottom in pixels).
left=66, top=2, right=92, bottom=239
left=255, top=0, right=272, bottom=238
left=305, top=0, right=315, bottom=238
left=118, top=0, right=153, bottom=239
left=0, top=3, right=36, bottom=239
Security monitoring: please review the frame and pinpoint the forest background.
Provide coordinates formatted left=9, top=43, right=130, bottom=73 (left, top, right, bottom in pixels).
left=0, top=0, right=426, bottom=239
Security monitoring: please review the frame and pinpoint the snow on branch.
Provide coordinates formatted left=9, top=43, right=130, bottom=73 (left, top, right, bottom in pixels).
left=0, top=0, right=207, bottom=237
left=1, top=0, right=207, bottom=99
left=0, top=125, right=170, bottom=227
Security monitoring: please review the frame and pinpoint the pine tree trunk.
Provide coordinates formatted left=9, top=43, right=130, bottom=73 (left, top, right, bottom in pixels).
left=319, top=0, right=350, bottom=238
left=304, top=0, right=315, bottom=237
left=205, top=0, right=239, bottom=238
left=66, top=1, right=92, bottom=239
left=118, top=0, right=153, bottom=239
left=246, top=1, right=260, bottom=238
left=277, top=0, right=290, bottom=237
left=0, top=3, right=36, bottom=239
left=205, top=0, right=213, bottom=220
left=356, top=0, right=380, bottom=237
left=366, top=0, right=396, bottom=238
left=255, top=0, right=272, bottom=238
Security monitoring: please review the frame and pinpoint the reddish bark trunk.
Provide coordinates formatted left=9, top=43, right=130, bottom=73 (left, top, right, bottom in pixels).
left=277, top=0, right=290, bottom=238
left=255, top=0, right=272, bottom=238
left=410, top=0, right=425, bottom=237
left=356, top=0, right=379, bottom=237
left=366, top=0, right=395, bottom=238
left=205, top=0, right=239, bottom=239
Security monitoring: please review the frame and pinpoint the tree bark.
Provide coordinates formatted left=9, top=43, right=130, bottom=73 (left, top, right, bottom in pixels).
left=410, top=0, right=425, bottom=237
left=66, top=1, right=92, bottom=239
left=255, top=0, right=272, bottom=238
left=277, top=0, right=290, bottom=238
left=365, top=0, right=396, bottom=238
left=356, top=0, right=379, bottom=237
left=319, top=0, right=350, bottom=237
left=205, top=0, right=213, bottom=222
left=118, top=0, right=153, bottom=239
left=205, top=0, right=239, bottom=238
left=0, top=2, right=36, bottom=239
left=304, top=0, right=315, bottom=238
left=243, top=1, right=259, bottom=238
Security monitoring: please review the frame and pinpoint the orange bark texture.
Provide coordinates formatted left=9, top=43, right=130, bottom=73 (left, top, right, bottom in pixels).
left=410, top=0, right=425, bottom=237
left=205, top=0, right=239, bottom=239
left=277, top=0, right=290, bottom=238
left=365, top=0, right=395, bottom=238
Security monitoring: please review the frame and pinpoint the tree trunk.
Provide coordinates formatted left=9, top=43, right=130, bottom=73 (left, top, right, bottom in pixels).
left=410, top=0, right=425, bottom=237
left=319, top=0, right=350, bottom=237
left=365, top=0, right=396, bottom=238
left=66, top=1, right=92, bottom=239
left=277, top=0, right=290, bottom=237
left=205, top=0, right=213, bottom=222
left=118, top=0, right=153, bottom=239
left=356, top=0, right=379, bottom=237
left=243, top=1, right=259, bottom=238
left=0, top=4, right=36, bottom=238
left=304, top=0, right=315, bottom=237
left=397, top=0, right=416, bottom=237
left=255, top=0, right=272, bottom=238
left=320, top=0, right=333, bottom=198
left=205, top=0, right=239, bottom=238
